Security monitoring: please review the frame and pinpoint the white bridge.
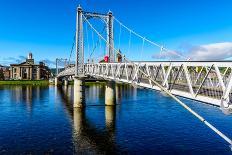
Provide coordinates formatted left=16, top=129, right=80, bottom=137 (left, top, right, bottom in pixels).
left=57, top=61, right=232, bottom=108
left=54, top=6, right=232, bottom=147
left=53, top=6, right=232, bottom=110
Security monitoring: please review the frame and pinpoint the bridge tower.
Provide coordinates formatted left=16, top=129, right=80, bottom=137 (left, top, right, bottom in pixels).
left=73, top=6, right=116, bottom=107
left=74, top=6, right=85, bottom=108
left=105, top=11, right=116, bottom=106
left=107, top=11, right=114, bottom=63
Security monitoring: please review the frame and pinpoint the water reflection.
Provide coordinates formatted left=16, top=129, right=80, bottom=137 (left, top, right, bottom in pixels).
left=1, top=84, right=231, bottom=154
left=4, top=85, right=48, bottom=112
left=57, top=86, right=119, bottom=154
left=105, top=106, right=116, bottom=131
left=85, top=83, right=105, bottom=104
left=84, top=83, right=137, bottom=105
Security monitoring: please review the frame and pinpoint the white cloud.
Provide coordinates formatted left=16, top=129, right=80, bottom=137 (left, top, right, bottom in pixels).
left=187, top=42, right=232, bottom=60
left=151, top=42, right=232, bottom=61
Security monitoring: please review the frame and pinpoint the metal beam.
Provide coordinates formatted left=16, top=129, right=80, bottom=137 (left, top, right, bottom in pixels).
left=76, top=6, right=84, bottom=76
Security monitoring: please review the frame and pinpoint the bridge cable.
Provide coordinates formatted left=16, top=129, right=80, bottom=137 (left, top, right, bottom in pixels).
left=118, top=23, right=122, bottom=50
left=85, top=22, right=90, bottom=57
left=89, top=25, right=106, bottom=61
left=91, top=28, right=95, bottom=54
left=127, top=30, right=132, bottom=57
left=141, top=37, right=145, bottom=60
left=159, top=46, right=164, bottom=59
left=83, top=15, right=232, bottom=148
left=68, top=34, right=76, bottom=65
left=114, top=17, right=187, bottom=60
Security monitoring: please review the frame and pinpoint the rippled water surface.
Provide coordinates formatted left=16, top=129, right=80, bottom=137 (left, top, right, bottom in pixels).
left=0, top=84, right=232, bottom=154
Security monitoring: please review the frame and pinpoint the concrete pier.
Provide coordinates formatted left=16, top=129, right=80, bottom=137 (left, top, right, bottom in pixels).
left=64, top=79, right=68, bottom=86
left=105, top=81, right=116, bottom=105
left=55, top=77, right=58, bottom=86
left=74, top=77, right=85, bottom=108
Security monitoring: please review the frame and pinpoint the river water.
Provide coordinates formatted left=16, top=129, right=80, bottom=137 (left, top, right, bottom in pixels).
left=0, top=84, right=231, bottom=154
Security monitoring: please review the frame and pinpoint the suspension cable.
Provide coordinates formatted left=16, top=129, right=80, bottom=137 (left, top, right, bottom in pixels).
left=83, top=15, right=232, bottom=147
left=118, top=23, right=122, bottom=50
left=68, top=34, right=76, bottom=65
left=114, top=17, right=187, bottom=60
left=91, top=28, right=95, bottom=54
left=89, top=25, right=106, bottom=60
left=159, top=45, right=164, bottom=59
left=85, top=22, right=90, bottom=55
left=141, top=37, right=145, bottom=60
left=128, top=30, right=132, bottom=56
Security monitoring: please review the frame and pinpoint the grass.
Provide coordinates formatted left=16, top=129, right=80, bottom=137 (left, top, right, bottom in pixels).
left=0, top=80, right=49, bottom=85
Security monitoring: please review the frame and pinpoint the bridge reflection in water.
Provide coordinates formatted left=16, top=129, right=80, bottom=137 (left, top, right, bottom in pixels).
left=1, top=85, right=232, bottom=153
left=57, top=83, right=135, bottom=154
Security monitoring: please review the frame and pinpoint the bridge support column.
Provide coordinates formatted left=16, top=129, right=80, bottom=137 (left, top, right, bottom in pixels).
left=74, top=77, right=85, bottom=108
left=64, top=79, right=68, bottom=86
left=55, top=77, right=58, bottom=86
left=105, top=81, right=116, bottom=105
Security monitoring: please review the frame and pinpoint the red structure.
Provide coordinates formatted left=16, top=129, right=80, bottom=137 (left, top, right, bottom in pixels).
left=104, top=56, right=109, bottom=62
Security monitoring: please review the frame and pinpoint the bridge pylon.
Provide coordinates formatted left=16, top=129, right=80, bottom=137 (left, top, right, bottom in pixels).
left=73, top=5, right=85, bottom=108
left=73, top=5, right=117, bottom=107
left=105, top=11, right=116, bottom=106
left=55, top=77, right=59, bottom=86
left=74, top=76, right=85, bottom=108
left=105, top=81, right=116, bottom=105
left=64, top=78, right=68, bottom=86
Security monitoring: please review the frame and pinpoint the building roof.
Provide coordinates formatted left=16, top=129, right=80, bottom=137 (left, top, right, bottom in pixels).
left=10, top=61, right=39, bottom=66
left=10, top=53, right=49, bottom=68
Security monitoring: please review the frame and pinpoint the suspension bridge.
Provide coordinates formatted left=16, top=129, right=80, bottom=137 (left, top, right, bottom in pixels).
left=55, top=6, right=232, bottom=147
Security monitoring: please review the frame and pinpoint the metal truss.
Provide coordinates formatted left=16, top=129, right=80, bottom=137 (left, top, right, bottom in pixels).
left=58, top=61, right=232, bottom=107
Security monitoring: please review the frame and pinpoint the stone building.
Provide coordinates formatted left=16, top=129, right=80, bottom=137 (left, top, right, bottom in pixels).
left=0, top=65, right=10, bottom=80
left=10, top=53, right=50, bottom=80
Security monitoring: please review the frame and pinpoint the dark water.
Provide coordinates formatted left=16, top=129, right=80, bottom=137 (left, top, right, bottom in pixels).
left=0, top=84, right=232, bottom=154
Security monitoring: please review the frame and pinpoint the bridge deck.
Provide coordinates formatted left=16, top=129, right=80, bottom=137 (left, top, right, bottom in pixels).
left=57, top=61, right=232, bottom=107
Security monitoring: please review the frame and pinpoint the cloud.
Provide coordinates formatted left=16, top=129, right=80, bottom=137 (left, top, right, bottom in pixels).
left=186, top=42, right=232, bottom=60
left=3, top=57, right=16, bottom=61
left=0, top=55, right=27, bottom=65
left=152, top=42, right=232, bottom=61
left=18, top=56, right=27, bottom=60
left=40, top=59, right=56, bottom=66
left=152, top=51, right=183, bottom=60
left=39, top=59, right=75, bottom=68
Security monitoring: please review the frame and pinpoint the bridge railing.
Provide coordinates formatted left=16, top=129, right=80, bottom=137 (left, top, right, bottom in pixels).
left=84, top=61, right=232, bottom=107
left=56, top=61, right=232, bottom=107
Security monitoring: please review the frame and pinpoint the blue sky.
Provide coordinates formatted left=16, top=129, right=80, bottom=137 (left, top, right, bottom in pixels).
left=0, top=0, right=232, bottom=66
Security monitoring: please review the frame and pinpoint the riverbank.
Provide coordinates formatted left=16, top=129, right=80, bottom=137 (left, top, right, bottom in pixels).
left=0, top=80, right=122, bottom=86
left=0, top=80, right=106, bottom=86
left=0, top=80, right=49, bottom=85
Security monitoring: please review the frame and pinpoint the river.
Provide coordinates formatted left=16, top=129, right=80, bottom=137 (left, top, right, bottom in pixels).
left=0, top=84, right=231, bottom=154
